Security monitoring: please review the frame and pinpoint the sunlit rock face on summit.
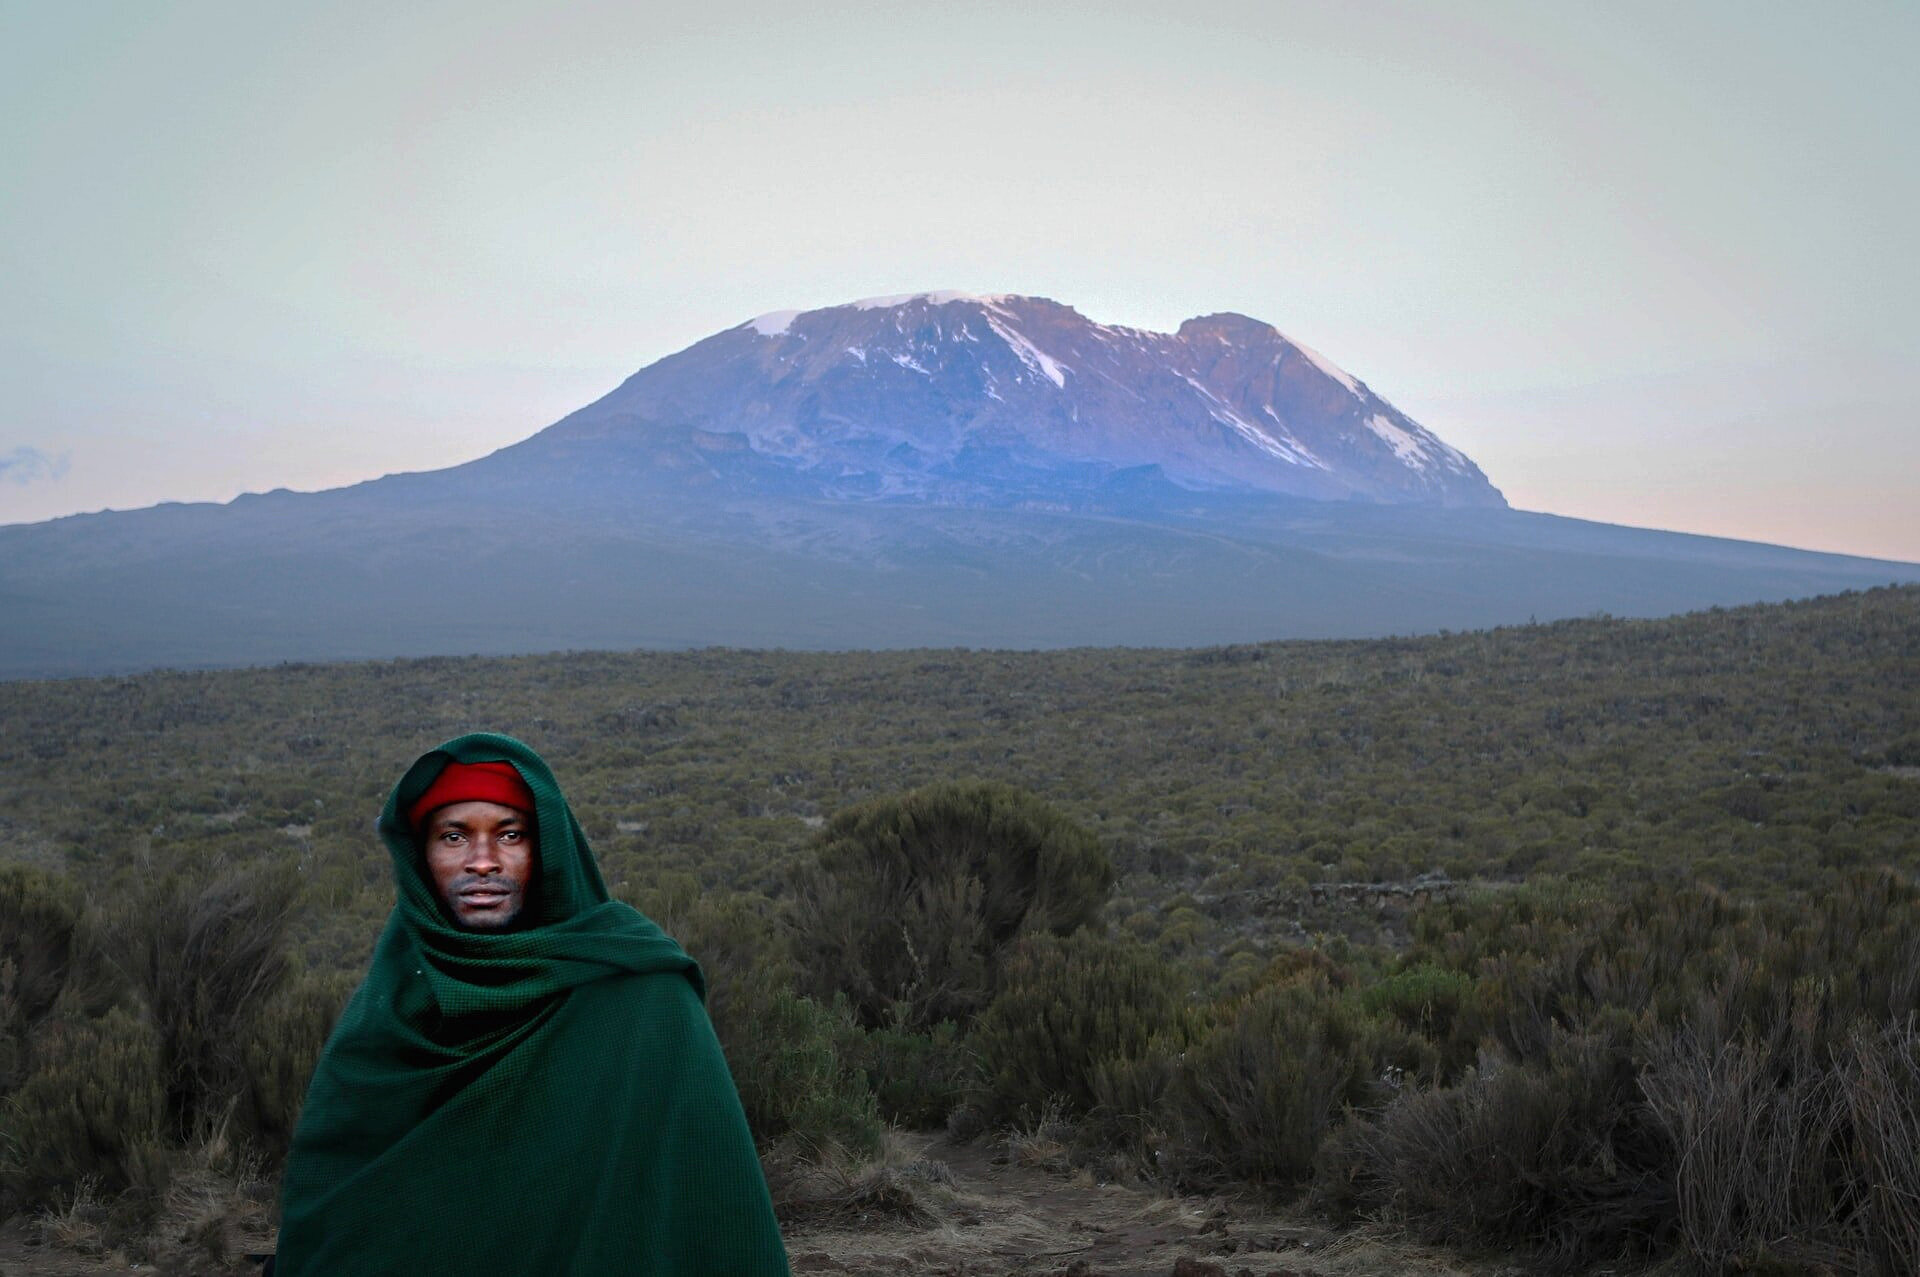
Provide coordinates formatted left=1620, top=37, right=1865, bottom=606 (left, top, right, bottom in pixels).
left=532, top=293, right=1506, bottom=508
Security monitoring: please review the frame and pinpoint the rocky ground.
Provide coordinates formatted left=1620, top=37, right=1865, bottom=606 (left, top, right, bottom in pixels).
left=0, top=1132, right=1609, bottom=1276
left=777, top=1134, right=1538, bottom=1277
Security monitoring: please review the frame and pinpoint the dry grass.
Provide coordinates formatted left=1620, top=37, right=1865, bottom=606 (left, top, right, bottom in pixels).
left=22, top=1128, right=276, bottom=1277
left=768, top=1131, right=957, bottom=1231
left=29, top=1178, right=112, bottom=1257
left=1842, top=1020, right=1920, bottom=1275
left=1004, top=1098, right=1075, bottom=1174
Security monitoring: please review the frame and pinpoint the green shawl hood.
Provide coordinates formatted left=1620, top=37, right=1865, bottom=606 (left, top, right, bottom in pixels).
left=275, top=733, right=789, bottom=1276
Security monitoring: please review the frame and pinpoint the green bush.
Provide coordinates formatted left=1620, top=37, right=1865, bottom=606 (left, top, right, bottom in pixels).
left=1358, top=962, right=1476, bottom=1079
left=241, top=969, right=355, bottom=1155
left=1841, top=1019, right=1920, bottom=1276
left=114, top=861, right=299, bottom=1142
left=616, top=879, right=880, bottom=1156
left=0, top=865, right=82, bottom=1024
left=725, top=988, right=881, bottom=1158
left=790, top=781, right=1113, bottom=1031
left=620, top=879, right=796, bottom=1047
left=616, top=879, right=880, bottom=1155
left=1, top=1008, right=170, bottom=1213
left=0, top=864, right=109, bottom=1093
left=1323, top=1016, right=1673, bottom=1270
left=974, top=931, right=1188, bottom=1124
left=853, top=1020, right=973, bottom=1129
left=1166, top=976, right=1385, bottom=1189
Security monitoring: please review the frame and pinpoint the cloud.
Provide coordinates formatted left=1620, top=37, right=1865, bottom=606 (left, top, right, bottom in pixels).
left=0, top=446, right=71, bottom=486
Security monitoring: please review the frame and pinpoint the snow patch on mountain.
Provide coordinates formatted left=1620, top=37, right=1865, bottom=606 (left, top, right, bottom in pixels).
left=1184, top=377, right=1326, bottom=470
left=851, top=290, right=1007, bottom=310
left=675, top=293, right=1503, bottom=507
left=1365, top=413, right=1430, bottom=466
left=979, top=306, right=1069, bottom=388
left=1284, top=336, right=1361, bottom=394
left=745, top=310, right=802, bottom=337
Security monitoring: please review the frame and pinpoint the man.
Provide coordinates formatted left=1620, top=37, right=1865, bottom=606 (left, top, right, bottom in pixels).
left=273, top=732, right=790, bottom=1275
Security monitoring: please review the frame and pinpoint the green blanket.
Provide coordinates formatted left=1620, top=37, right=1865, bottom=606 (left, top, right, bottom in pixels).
left=275, top=733, right=789, bottom=1275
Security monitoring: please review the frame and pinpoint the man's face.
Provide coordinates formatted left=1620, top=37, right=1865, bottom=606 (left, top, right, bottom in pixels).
left=422, top=800, right=536, bottom=931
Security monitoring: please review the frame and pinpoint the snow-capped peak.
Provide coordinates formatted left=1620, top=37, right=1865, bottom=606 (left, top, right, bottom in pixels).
left=744, top=310, right=802, bottom=337
left=1277, top=332, right=1360, bottom=395
left=692, top=292, right=1501, bottom=507
left=742, top=292, right=1012, bottom=338
left=848, top=290, right=1009, bottom=310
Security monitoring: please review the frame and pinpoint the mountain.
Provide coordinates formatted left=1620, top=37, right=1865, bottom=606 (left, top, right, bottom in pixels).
left=2, top=292, right=1914, bottom=678
left=523, top=292, right=1505, bottom=510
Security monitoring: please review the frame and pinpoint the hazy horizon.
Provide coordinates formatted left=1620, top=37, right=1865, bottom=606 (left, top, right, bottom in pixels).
left=4, top=1, right=1915, bottom=560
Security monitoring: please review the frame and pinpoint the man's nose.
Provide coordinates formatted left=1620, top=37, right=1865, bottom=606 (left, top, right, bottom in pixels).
left=465, top=835, right=503, bottom=871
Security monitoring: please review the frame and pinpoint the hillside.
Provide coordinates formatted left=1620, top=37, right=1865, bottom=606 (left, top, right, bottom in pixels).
left=4, top=293, right=1914, bottom=677
left=4, top=586, right=1914, bottom=969
left=4, top=588, right=1917, bottom=1274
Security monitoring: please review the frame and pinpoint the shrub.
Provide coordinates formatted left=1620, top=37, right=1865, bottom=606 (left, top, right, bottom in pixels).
left=1325, top=1016, right=1673, bottom=1270
left=973, top=931, right=1189, bottom=1124
left=1166, top=976, right=1384, bottom=1189
left=0, top=864, right=99, bottom=1092
left=620, top=879, right=879, bottom=1156
left=114, top=861, right=299, bottom=1142
left=1, top=1008, right=170, bottom=1213
left=853, top=1020, right=973, bottom=1129
left=725, top=988, right=882, bottom=1158
left=790, top=782, right=1112, bottom=1031
left=1842, top=1019, right=1920, bottom=1276
left=241, top=969, right=356, bottom=1156
left=0, top=865, right=82, bottom=1021
left=1640, top=1026, right=1851, bottom=1273
left=1358, top=962, right=1477, bottom=1080
left=620, top=878, right=795, bottom=1048
left=1636, top=1013, right=1920, bottom=1276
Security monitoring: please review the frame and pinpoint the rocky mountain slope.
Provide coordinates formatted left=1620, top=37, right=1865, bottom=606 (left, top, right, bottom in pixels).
left=1, top=293, right=1912, bottom=676
left=521, top=292, right=1504, bottom=509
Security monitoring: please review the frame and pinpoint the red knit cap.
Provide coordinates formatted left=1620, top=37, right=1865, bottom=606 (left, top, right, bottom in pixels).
left=407, top=760, right=535, bottom=831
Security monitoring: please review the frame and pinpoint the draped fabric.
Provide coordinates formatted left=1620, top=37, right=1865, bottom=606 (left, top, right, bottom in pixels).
left=274, top=733, right=789, bottom=1275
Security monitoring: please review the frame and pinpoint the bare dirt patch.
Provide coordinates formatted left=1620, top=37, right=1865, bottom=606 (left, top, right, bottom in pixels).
left=0, top=1133, right=1555, bottom=1277
left=781, top=1133, right=1516, bottom=1277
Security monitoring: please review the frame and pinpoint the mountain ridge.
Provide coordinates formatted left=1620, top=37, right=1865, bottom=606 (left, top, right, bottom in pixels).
left=2, top=290, right=1915, bottom=678
left=516, top=292, right=1505, bottom=509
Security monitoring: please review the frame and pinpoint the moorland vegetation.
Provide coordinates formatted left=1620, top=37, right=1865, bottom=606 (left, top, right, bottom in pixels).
left=1, top=585, right=1916, bottom=1272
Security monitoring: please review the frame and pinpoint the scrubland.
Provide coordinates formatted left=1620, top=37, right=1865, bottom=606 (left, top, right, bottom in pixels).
left=1, top=585, right=1916, bottom=1274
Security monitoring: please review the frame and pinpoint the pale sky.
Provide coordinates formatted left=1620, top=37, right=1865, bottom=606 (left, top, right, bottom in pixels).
left=3, top=0, right=1916, bottom=560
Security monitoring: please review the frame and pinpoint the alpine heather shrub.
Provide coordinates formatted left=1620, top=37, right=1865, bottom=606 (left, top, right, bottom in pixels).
left=621, top=878, right=796, bottom=1051
left=1164, top=974, right=1385, bottom=1190
left=115, top=862, right=298, bottom=1143
left=790, top=782, right=1113, bottom=1032
left=854, top=1019, right=973, bottom=1128
left=1, top=1008, right=170, bottom=1213
left=617, top=880, right=879, bottom=1156
left=0, top=864, right=102, bottom=1093
left=973, top=930, right=1189, bottom=1125
left=241, top=969, right=355, bottom=1156
left=1324, top=1013, right=1675, bottom=1271
left=1638, top=1014, right=1920, bottom=1276
left=1358, top=961, right=1477, bottom=1081
left=1640, top=1025, right=1850, bottom=1274
left=724, top=989, right=882, bottom=1158
left=1842, top=1019, right=1920, bottom=1276
left=0, top=866, right=80, bottom=1013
